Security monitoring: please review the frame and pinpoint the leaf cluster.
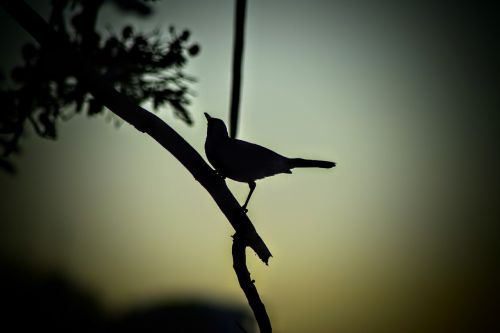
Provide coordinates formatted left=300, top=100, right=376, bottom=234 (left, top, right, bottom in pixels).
left=0, top=0, right=200, bottom=174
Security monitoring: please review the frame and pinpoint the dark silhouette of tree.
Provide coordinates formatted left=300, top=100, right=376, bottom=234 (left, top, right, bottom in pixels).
left=1, top=1, right=273, bottom=332
left=0, top=258, right=252, bottom=332
left=0, top=0, right=199, bottom=174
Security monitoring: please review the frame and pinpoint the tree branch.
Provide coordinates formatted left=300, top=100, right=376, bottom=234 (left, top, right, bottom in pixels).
left=229, top=0, right=246, bottom=139
left=0, top=0, right=272, bottom=264
left=233, top=234, right=272, bottom=333
left=228, top=1, right=273, bottom=331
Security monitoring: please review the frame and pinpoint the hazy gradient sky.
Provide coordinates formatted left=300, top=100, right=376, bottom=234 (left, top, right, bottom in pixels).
left=1, top=1, right=499, bottom=333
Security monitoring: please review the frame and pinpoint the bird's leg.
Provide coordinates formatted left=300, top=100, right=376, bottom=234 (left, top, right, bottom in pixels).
left=241, top=181, right=256, bottom=213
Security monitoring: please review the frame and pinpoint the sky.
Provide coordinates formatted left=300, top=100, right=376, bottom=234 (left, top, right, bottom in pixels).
left=1, top=1, right=499, bottom=333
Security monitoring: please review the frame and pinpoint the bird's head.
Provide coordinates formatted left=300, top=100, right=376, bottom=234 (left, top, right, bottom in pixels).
left=204, top=113, right=229, bottom=139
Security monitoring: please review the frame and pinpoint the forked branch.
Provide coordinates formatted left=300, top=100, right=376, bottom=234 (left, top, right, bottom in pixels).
left=228, top=0, right=273, bottom=331
left=0, top=1, right=273, bottom=331
left=233, top=234, right=272, bottom=333
left=0, top=1, right=272, bottom=262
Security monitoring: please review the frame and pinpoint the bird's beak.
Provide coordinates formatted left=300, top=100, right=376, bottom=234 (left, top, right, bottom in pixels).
left=204, top=113, right=211, bottom=122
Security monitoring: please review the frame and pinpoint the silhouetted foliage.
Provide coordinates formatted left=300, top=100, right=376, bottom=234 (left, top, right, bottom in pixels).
left=119, top=301, right=251, bottom=333
left=0, top=0, right=200, bottom=174
left=0, top=259, right=252, bottom=333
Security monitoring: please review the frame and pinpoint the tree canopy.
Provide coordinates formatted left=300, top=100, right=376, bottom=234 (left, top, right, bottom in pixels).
left=0, top=0, right=199, bottom=174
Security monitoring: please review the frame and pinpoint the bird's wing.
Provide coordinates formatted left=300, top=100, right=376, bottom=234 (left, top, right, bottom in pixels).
left=220, top=139, right=291, bottom=182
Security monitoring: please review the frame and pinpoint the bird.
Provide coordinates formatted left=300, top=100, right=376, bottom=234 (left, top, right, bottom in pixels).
left=204, top=113, right=336, bottom=212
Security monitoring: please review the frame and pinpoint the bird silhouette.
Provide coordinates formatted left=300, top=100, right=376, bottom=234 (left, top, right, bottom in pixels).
left=204, top=113, right=336, bottom=212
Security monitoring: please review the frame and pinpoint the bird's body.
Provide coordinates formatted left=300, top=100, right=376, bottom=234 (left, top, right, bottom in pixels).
left=204, top=113, right=335, bottom=211
left=206, top=134, right=292, bottom=182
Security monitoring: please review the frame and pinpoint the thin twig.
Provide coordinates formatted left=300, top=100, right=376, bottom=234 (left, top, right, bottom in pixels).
left=229, top=0, right=246, bottom=139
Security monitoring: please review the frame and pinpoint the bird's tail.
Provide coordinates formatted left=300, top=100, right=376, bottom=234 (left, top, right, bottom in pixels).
left=289, top=158, right=336, bottom=169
